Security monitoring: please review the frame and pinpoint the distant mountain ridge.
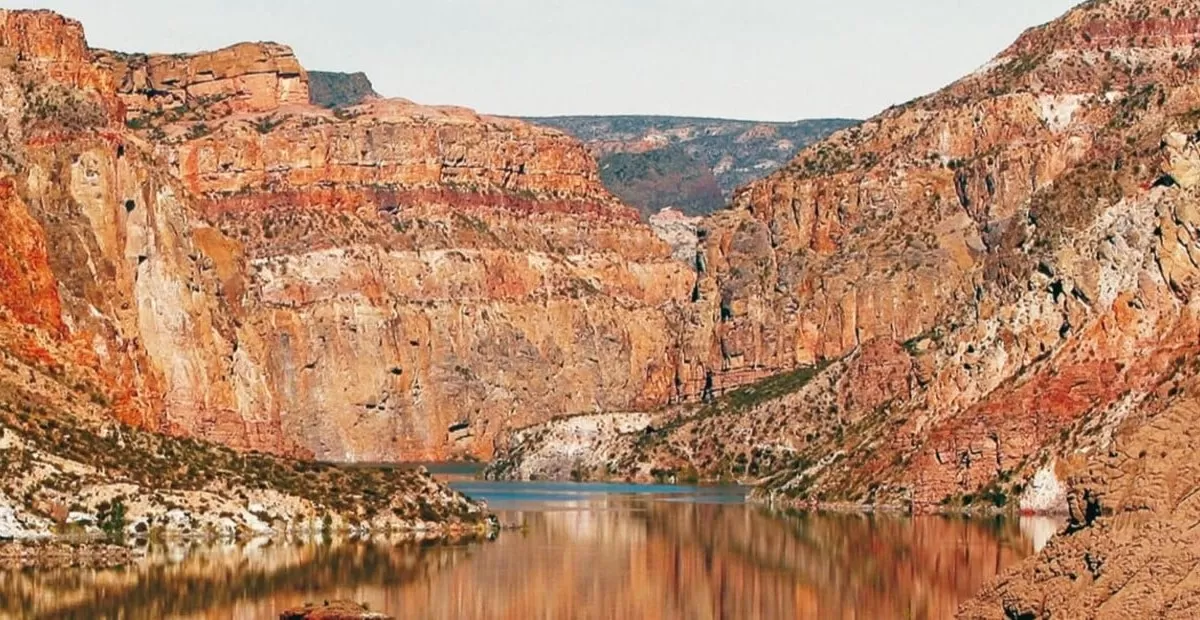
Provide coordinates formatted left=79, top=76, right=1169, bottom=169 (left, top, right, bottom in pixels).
left=307, top=70, right=380, bottom=108
left=300, top=76, right=856, bottom=218
left=523, top=115, right=859, bottom=217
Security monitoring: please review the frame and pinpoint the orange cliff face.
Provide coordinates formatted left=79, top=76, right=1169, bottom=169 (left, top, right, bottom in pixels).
left=0, top=9, right=695, bottom=462
left=491, top=0, right=1200, bottom=518
left=97, top=41, right=310, bottom=117
left=678, top=0, right=1200, bottom=507
left=688, top=0, right=1200, bottom=507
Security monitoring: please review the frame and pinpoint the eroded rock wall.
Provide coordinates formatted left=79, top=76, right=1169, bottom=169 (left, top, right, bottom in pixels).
left=0, top=10, right=491, bottom=535
left=0, top=9, right=695, bottom=462
left=491, top=0, right=1200, bottom=519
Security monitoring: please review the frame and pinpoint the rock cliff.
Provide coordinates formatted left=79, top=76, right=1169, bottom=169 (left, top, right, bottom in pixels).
left=0, top=9, right=694, bottom=465
left=0, top=9, right=492, bottom=538
left=491, top=0, right=1200, bottom=534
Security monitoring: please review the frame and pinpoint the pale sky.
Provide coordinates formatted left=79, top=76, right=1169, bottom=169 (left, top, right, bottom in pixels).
left=2, top=0, right=1080, bottom=121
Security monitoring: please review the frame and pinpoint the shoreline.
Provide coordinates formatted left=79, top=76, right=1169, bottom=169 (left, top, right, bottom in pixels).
left=751, top=496, right=1072, bottom=519
left=0, top=520, right=502, bottom=570
left=478, top=472, right=1073, bottom=519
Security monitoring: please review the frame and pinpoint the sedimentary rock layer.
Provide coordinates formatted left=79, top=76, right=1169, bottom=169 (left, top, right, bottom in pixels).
left=0, top=10, right=490, bottom=529
left=492, top=0, right=1200, bottom=529
left=0, top=9, right=694, bottom=463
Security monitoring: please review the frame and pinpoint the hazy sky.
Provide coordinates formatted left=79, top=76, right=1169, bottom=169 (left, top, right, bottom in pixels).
left=4, top=0, right=1079, bottom=120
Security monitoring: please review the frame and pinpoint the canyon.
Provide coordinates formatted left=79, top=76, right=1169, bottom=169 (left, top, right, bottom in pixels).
left=5, top=1, right=1200, bottom=615
left=488, top=0, right=1200, bottom=615
left=494, top=0, right=1200, bottom=511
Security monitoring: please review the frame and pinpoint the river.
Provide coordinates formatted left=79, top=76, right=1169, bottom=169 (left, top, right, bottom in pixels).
left=0, top=476, right=1059, bottom=619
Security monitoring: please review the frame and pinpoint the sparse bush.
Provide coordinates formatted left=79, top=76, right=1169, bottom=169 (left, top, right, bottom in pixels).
left=252, top=115, right=285, bottom=134
left=186, top=122, right=212, bottom=140
left=99, top=499, right=127, bottom=538
left=21, top=81, right=107, bottom=131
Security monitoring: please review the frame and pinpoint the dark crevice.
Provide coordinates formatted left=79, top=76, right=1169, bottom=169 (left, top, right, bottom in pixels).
left=1152, top=174, right=1178, bottom=188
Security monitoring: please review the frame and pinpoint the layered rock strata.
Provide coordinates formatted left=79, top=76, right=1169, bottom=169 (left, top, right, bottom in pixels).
left=0, top=9, right=498, bottom=536
left=0, top=9, right=694, bottom=466
left=492, top=0, right=1200, bottom=528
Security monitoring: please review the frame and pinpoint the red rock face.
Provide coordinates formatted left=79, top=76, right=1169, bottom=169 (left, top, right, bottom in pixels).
left=0, top=180, right=64, bottom=336
left=0, top=10, right=87, bottom=67
left=640, top=0, right=1200, bottom=504
left=488, top=0, right=1200, bottom=526
left=0, top=10, right=694, bottom=462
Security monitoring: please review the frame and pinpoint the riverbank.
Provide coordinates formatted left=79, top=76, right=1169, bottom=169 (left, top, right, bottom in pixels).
left=0, top=398, right=497, bottom=543
left=0, top=522, right=502, bottom=571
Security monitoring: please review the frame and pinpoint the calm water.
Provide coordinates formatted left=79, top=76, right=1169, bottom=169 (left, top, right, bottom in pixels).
left=0, top=477, right=1058, bottom=620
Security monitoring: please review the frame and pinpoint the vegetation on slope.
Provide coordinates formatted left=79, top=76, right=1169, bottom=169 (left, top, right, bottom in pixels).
left=598, top=146, right=724, bottom=216
left=0, top=377, right=491, bottom=537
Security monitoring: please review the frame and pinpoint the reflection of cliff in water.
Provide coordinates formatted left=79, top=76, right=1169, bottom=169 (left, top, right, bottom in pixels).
left=631, top=502, right=1038, bottom=619
left=379, top=499, right=1044, bottom=619
left=0, top=498, right=1051, bottom=619
left=0, top=537, right=477, bottom=620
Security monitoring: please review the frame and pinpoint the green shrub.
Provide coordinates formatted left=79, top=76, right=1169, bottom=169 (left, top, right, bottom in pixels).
left=99, top=499, right=127, bottom=538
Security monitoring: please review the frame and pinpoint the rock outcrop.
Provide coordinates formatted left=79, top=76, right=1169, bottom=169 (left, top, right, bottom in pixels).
left=98, top=42, right=309, bottom=117
left=960, top=381, right=1200, bottom=618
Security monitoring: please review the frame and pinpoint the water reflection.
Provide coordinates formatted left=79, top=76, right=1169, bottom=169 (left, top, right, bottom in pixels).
left=0, top=483, right=1060, bottom=620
